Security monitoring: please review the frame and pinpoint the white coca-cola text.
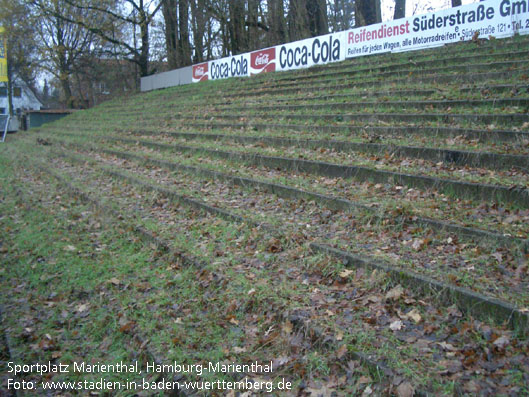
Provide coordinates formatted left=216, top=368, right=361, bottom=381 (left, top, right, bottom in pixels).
left=255, top=53, right=269, bottom=65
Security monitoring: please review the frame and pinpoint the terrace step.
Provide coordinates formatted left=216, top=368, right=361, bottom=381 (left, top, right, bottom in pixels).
left=183, top=112, right=529, bottom=127
left=175, top=121, right=529, bottom=142
left=218, top=70, right=529, bottom=99
left=214, top=98, right=529, bottom=113
left=73, top=135, right=529, bottom=208
left=47, top=143, right=529, bottom=331
left=128, top=129, right=529, bottom=171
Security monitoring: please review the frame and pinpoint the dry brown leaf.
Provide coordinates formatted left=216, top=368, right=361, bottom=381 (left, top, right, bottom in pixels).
left=386, top=285, right=404, bottom=300
left=493, top=335, right=510, bottom=349
left=339, top=269, right=354, bottom=278
left=437, top=342, right=456, bottom=351
left=396, top=381, right=415, bottom=397
left=232, top=346, right=246, bottom=353
left=411, top=238, right=427, bottom=251
left=406, top=309, right=422, bottom=324
left=119, top=321, right=135, bottom=333
left=390, top=320, right=403, bottom=331
left=266, top=237, right=282, bottom=253
left=336, top=344, right=348, bottom=359
left=307, top=384, right=334, bottom=397
left=357, top=375, right=371, bottom=384
left=281, top=320, right=293, bottom=334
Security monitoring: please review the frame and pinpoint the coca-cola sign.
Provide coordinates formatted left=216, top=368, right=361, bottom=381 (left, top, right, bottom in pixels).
left=255, top=53, right=269, bottom=65
left=250, top=48, right=276, bottom=75
left=192, top=62, right=208, bottom=82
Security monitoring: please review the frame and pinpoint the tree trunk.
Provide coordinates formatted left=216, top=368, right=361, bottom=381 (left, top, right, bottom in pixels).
left=229, top=0, right=246, bottom=54
left=190, top=0, right=206, bottom=63
left=269, top=0, right=286, bottom=45
left=138, top=8, right=150, bottom=77
left=306, top=0, right=328, bottom=36
left=178, top=0, right=191, bottom=65
left=287, top=0, right=310, bottom=41
left=162, top=0, right=179, bottom=69
left=60, top=73, right=74, bottom=108
left=355, top=0, right=381, bottom=27
left=247, top=0, right=259, bottom=50
left=393, top=0, right=405, bottom=20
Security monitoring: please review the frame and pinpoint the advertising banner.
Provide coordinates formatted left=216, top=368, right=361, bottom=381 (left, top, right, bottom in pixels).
left=250, top=47, right=276, bottom=75
left=345, top=0, right=529, bottom=58
left=146, top=0, right=529, bottom=90
left=0, top=27, right=7, bottom=83
left=209, top=53, right=250, bottom=81
left=192, top=62, right=209, bottom=83
left=275, top=32, right=345, bottom=72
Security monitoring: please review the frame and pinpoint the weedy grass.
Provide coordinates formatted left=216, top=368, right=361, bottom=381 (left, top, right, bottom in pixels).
left=41, top=132, right=529, bottom=239
left=3, top=34, right=529, bottom=396
left=58, top=130, right=529, bottom=191
left=1, top=138, right=382, bottom=394
left=30, top=136, right=529, bottom=308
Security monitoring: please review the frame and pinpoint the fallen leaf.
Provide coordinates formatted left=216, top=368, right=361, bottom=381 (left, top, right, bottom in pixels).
left=307, top=384, right=334, bottom=397
left=281, top=320, right=293, bottom=334
left=437, top=342, right=456, bottom=351
left=108, top=277, right=121, bottom=286
left=390, top=320, right=403, bottom=331
left=396, top=381, right=415, bottom=397
left=76, top=303, right=89, bottom=313
left=362, top=385, right=373, bottom=396
left=119, top=321, right=135, bottom=333
left=336, top=344, right=348, bottom=359
left=339, top=269, right=354, bottom=278
left=266, top=237, right=282, bottom=253
left=491, top=252, right=502, bottom=263
left=447, top=305, right=462, bottom=318
left=493, top=335, right=510, bottom=349
left=411, top=238, right=425, bottom=251
left=357, top=375, right=371, bottom=384
left=386, top=285, right=404, bottom=300
left=406, top=309, right=422, bottom=324
left=233, top=346, right=246, bottom=353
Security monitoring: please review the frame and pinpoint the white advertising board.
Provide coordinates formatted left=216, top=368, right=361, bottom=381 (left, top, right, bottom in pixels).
left=141, top=0, right=529, bottom=91
left=209, top=53, right=251, bottom=81
left=345, top=0, right=529, bottom=58
left=275, top=33, right=345, bottom=72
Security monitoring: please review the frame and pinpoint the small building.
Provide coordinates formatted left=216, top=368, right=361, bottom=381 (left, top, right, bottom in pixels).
left=0, top=78, right=43, bottom=115
left=24, top=109, right=74, bottom=129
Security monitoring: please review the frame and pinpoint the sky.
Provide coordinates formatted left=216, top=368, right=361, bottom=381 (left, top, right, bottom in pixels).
left=381, top=0, right=481, bottom=21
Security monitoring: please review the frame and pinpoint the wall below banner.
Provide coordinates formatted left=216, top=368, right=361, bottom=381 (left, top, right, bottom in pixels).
left=141, top=0, right=529, bottom=92
left=141, top=66, right=192, bottom=91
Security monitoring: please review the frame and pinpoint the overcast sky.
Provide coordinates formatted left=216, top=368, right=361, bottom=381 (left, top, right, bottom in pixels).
left=381, top=0, right=481, bottom=21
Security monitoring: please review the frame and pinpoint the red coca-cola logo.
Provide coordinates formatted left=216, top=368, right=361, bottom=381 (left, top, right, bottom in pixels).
left=255, top=53, right=269, bottom=65
left=250, top=48, right=275, bottom=75
left=192, top=63, right=208, bottom=82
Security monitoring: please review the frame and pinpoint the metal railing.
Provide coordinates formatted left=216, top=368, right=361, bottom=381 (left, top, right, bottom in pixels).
left=0, top=115, right=10, bottom=143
